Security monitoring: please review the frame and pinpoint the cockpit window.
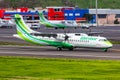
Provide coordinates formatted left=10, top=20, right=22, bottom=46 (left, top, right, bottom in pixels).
left=99, top=39, right=107, bottom=41
left=61, top=21, right=65, bottom=23
left=67, top=21, right=73, bottom=24
left=75, top=34, right=81, bottom=36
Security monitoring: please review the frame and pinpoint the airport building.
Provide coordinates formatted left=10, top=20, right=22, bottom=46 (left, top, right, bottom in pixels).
left=0, top=7, right=39, bottom=20
left=89, top=9, right=120, bottom=24
left=47, top=6, right=88, bottom=21
left=47, top=7, right=120, bottom=24
left=0, top=7, right=120, bottom=24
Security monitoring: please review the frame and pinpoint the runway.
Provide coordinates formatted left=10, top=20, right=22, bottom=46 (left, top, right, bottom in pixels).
left=0, top=46, right=120, bottom=60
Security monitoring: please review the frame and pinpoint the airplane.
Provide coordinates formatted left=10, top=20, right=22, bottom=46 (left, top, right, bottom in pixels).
left=13, top=14, right=113, bottom=52
left=0, top=19, right=16, bottom=28
left=38, top=12, right=78, bottom=29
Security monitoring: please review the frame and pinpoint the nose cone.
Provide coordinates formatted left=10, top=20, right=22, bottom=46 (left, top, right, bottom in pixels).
left=106, top=41, right=113, bottom=48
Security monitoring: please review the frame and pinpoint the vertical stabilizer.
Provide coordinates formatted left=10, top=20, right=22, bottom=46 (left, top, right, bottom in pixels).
left=38, top=12, right=48, bottom=22
left=14, top=14, right=36, bottom=34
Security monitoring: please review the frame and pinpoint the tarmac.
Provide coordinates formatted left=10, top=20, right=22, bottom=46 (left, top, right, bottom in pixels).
left=0, top=45, right=120, bottom=60
left=0, top=25, right=120, bottom=60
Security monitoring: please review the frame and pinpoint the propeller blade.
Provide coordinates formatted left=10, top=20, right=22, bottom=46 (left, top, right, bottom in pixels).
left=64, top=35, right=69, bottom=41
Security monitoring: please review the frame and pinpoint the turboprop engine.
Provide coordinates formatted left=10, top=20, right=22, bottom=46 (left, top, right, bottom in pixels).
left=56, top=34, right=69, bottom=41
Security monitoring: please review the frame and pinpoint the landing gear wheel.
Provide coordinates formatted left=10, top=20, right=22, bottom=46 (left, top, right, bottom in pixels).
left=55, top=27, right=58, bottom=29
left=69, top=48, right=74, bottom=51
left=104, top=49, right=108, bottom=52
left=57, top=47, right=62, bottom=51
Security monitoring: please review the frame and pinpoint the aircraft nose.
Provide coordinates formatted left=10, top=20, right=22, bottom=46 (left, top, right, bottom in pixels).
left=106, top=41, right=113, bottom=48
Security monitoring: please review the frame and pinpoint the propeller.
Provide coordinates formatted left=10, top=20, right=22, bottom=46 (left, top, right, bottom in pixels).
left=64, top=30, right=70, bottom=41
left=64, top=34, right=69, bottom=41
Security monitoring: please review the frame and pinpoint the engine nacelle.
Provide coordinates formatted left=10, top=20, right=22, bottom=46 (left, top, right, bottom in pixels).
left=56, top=34, right=65, bottom=41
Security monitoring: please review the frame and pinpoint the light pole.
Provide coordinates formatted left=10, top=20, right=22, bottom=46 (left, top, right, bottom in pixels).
left=96, top=0, right=98, bottom=27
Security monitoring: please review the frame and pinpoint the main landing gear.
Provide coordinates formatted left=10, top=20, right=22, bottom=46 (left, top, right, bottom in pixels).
left=68, top=48, right=74, bottom=51
left=57, top=47, right=74, bottom=51
left=57, top=47, right=62, bottom=51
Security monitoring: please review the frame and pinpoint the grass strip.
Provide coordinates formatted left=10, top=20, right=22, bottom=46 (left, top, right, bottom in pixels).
left=0, top=56, right=120, bottom=80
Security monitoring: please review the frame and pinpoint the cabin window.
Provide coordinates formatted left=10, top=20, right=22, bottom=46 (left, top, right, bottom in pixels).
left=75, top=34, right=81, bottom=36
left=99, top=39, right=107, bottom=41
left=67, top=21, right=73, bottom=24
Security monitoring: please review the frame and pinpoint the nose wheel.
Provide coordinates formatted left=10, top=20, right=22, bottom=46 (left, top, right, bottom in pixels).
left=69, top=48, right=74, bottom=51
left=104, top=49, right=108, bottom=52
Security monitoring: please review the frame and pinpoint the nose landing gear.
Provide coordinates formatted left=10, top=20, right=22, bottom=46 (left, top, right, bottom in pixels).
left=103, top=48, right=108, bottom=52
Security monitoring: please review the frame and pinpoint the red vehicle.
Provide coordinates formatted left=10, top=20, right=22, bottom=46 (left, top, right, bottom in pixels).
left=47, top=7, right=74, bottom=20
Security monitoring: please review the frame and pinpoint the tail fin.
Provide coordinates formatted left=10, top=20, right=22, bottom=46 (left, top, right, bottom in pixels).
left=14, top=14, right=35, bottom=34
left=14, top=14, right=41, bottom=44
left=38, top=12, right=48, bottom=22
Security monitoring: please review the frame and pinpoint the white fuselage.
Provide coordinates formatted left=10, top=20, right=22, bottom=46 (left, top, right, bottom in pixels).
left=31, top=33, right=112, bottom=49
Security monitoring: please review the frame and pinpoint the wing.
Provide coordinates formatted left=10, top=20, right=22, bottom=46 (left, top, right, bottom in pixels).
left=30, top=33, right=70, bottom=41
left=30, top=33, right=57, bottom=38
